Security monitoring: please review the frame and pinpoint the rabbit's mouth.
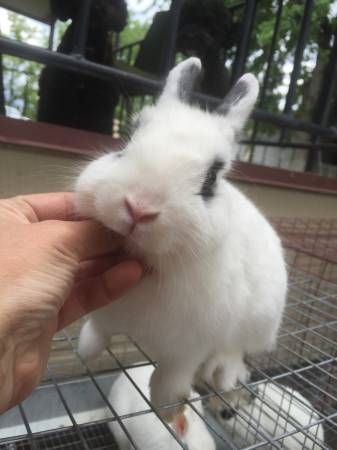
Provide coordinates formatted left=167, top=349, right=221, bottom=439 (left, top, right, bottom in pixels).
left=123, top=237, right=160, bottom=273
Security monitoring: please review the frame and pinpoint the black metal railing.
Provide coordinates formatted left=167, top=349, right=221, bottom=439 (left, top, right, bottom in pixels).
left=113, top=40, right=144, bottom=66
left=0, top=0, right=337, bottom=176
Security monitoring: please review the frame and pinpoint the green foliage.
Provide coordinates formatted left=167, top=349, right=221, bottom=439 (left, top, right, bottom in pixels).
left=119, top=17, right=149, bottom=47
left=54, top=20, right=70, bottom=49
left=1, top=12, right=48, bottom=119
left=115, top=16, right=149, bottom=67
left=245, top=0, right=335, bottom=120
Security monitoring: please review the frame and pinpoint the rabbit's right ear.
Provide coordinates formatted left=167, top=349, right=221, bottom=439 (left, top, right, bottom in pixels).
left=158, top=57, right=202, bottom=105
left=216, top=74, right=259, bottom=132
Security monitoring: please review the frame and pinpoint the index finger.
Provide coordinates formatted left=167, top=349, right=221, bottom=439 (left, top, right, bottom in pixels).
left=13, top=192, right=77, bottom=222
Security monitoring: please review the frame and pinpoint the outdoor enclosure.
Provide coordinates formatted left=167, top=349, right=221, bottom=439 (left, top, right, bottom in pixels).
left=0, top=0, right=337, bottom=175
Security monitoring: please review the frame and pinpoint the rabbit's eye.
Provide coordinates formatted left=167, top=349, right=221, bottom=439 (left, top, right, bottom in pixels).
left=199, top=159, right=224, bottom=200
left=220, top=407, right=236, bottom=420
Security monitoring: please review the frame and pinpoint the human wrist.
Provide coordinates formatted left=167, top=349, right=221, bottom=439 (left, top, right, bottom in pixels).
left=0, top=330, right=16, bottom=413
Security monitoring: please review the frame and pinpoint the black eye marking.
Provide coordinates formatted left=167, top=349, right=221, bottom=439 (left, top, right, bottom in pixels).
left=220, top=407, right=237, bottom=420
left=199, top=159, right=225, bottom=200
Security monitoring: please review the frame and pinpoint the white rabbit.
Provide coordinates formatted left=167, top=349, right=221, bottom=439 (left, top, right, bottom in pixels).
left=208, top=382, right=324, bottom=449
left=108, top=365, right=216, bottom=450
left=76, top=57, right=287, bottom=420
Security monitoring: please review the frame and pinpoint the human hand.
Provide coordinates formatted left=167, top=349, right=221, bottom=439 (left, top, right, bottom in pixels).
left=0, top=192, right=142, bottom=413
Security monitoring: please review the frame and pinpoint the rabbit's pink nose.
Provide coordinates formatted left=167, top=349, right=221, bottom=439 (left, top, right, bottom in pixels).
left=125, top=198, right=160, bottom=224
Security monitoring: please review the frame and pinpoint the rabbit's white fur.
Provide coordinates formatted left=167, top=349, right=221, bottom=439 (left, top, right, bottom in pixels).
left=76, top=58, right=287, bottom=419
left=209, top=382, right=324, bottom=449
left=108, top=365, right=215, bottom=450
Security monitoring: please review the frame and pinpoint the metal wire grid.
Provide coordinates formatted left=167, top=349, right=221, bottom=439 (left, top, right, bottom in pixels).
left=0, top=423, right=117, bottom=450
left=0, top=240, right=336, bottom=449
left=273, top=218, right=337, bottom=285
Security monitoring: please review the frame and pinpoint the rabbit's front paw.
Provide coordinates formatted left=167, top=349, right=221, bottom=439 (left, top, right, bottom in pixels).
left=215, top=356, right=250, bottom=392
left=150, top=365, right=191, bottom=422
left=201, top=353, right=250, bottom=392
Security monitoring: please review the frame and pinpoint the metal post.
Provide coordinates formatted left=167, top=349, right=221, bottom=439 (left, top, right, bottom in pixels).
left=160, top=0, right=184, bottom=75
left=114, top=32, right=121, bottom=51
left=71, top=0, right=92, bottom=57
left=257, top=0, right=283, bottom=112
left=48, top=20, right=55, bottom=51
left=249, top=0, right=283, bottom=163
left=231, top=0, right=257, bottom=83
left=306, top=29, right=337, bottom=172
left=278, top=0, right=314, bottom=166
left=0, top=53, right=5, bottom=115
left=282, top=0, right=314, bottom=117
left=312, top=30, right=337, bottom=128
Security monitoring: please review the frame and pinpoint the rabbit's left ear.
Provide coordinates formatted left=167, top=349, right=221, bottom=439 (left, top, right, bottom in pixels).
left=159, top=57, right=202, bottom=104
left=216, top=74, right=259, bottom=132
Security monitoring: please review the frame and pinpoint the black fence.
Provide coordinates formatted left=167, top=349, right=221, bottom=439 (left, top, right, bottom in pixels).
left=0, top=0, right=337, bottom=176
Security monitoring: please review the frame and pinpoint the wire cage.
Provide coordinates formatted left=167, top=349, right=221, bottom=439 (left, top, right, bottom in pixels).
left=274, top=218, right=337, bottom=285
left=0, top=218, right=336, bottom=450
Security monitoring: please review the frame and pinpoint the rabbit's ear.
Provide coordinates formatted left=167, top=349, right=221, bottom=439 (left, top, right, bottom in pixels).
left=216, top=74, right=259, bottom=132
left=159, top=57, right=202, bottom=104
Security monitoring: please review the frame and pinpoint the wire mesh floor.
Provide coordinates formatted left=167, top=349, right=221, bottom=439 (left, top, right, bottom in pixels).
left=0, top=267, right=336, bottom=449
